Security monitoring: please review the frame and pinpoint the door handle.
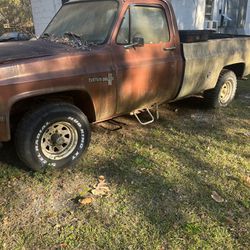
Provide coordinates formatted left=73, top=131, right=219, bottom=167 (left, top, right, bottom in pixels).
left=163, top=46, right=176, bottom=51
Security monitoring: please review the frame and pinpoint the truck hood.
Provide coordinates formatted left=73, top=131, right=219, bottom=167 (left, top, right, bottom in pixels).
left=0, top=39, right=76, bottom=64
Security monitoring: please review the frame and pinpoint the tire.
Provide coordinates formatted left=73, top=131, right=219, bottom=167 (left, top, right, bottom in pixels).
left=204, top=69, right=237, bottom=108
left=15, top=102, right=91, bottom=171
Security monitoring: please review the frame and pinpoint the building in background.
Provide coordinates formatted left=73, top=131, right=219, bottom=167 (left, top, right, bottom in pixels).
left=31, top=0, right=250, bottom=36
left=172, top=0, right=250, bottom=34
left=30, top=0, right=62, bottom=36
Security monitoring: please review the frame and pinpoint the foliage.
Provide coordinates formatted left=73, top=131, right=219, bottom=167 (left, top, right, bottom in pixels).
left=0, top=0, right=33, bottom=35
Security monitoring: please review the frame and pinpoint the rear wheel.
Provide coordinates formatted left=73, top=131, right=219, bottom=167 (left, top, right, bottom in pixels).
left=204, top=70, right=237, bottom=108
left=15, top=102, right=91, bottom=171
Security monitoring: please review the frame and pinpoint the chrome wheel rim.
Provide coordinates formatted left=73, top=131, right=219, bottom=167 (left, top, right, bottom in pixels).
left=219, top=80, right=233, bottom=104
left=40, top=122, right=78, bottom=161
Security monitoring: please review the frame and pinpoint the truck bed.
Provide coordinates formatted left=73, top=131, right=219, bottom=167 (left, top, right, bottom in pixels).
left=179, top=30, right=250, bottom=43
left=176, top=31, right=250, bottom=99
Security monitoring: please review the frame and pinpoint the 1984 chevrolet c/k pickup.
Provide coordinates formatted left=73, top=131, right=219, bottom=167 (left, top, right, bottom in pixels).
left=0, top=0, right=249, bottom=170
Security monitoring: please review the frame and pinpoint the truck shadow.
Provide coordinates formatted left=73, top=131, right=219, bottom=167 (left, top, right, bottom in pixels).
left=170, top=96, right=209, bottom=110
left=0, top=142, right=28, bottom=171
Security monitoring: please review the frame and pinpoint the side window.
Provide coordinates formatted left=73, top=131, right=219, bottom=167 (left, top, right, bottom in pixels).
left=131, top=6, right=169, bottom=44
left=117, top=10, right=130, bottom=44
left=116, top=6, right=170, bottom=45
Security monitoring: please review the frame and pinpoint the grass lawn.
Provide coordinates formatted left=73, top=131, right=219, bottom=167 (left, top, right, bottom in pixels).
left=0, top=79, right=249, bottom=250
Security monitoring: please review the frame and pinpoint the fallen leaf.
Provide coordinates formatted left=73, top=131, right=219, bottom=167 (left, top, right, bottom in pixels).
left=79, top=197, right=94, bottom=205
left=56, top=243, right=68, bottom=249
left=91, top=176, right=111, bottom=196
left=244, top=176, right=250, bottom=187
left=237, top=132, right=250, bottom=137
left=54, top=224, right=61, bottom=229
left=98, top=175, right=105, bottom=182
left=92, top=186, right=111, bottom=196
left=3, top=217, right=9, bottom=226
left=211, top=191, right=224, bottom=203
left=225, top=216, right=235, bottom=225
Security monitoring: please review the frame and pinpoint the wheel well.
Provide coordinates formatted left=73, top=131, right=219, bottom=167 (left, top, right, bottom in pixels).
left=9, top=91, right=96, bottom=132
left=223, top=63, right=245, bottom=78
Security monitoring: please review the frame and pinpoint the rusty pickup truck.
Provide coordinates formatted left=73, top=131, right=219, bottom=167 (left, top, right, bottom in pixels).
left=0, top=0, right=249, bottom=171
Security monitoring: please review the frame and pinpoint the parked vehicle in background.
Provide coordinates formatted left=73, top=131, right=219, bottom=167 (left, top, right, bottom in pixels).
left=0, top=0, right=249, bottom=171
left=0, top=32, right=30, bottom=42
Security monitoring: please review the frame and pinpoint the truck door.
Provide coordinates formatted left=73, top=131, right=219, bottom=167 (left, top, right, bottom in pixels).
left=111, top=2, right=183, bottom=114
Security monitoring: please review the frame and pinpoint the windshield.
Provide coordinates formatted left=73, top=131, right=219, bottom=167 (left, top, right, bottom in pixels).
left=43, top=0, right=118, bottom=44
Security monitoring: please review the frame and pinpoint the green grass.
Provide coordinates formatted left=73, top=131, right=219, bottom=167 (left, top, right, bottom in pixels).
left=0, top=79, right=249, bottom=250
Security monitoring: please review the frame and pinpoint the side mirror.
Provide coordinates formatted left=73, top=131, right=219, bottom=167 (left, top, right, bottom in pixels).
left=124, top=37, right=144, bottom=49
left=132, top=37, right=144, bottom=46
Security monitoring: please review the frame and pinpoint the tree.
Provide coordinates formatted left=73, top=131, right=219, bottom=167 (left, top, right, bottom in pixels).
left=0, top=0, right=34, bottom=35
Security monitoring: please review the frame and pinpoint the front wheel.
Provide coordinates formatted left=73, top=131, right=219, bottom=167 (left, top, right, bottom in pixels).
left=15, top=103, right=91, bottom=171
left=204, top=70, right=237, bottom=108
